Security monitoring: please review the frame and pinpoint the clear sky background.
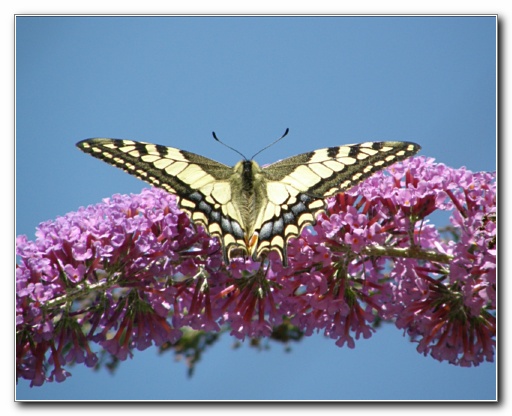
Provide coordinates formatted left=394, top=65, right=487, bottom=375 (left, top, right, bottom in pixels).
left=15, top=16, right=496, bottom=401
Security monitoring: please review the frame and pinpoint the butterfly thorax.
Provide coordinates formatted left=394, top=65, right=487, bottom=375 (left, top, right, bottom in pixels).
left=231, top=160, right=267, bottom=246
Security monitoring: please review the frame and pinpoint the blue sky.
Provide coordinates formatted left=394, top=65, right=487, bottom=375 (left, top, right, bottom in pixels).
left=15, top=16, right=496, bottom=401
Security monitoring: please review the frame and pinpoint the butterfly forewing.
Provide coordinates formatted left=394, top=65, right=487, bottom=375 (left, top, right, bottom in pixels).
left=77, top=137, right=420, bottom=265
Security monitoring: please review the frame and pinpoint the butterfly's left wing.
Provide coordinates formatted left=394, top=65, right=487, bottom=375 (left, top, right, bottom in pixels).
left=76, top=138, right=249, bottom=260
left=254, top=141, right=421, bottom=263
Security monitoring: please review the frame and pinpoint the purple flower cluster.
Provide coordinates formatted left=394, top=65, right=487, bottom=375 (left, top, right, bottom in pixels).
left=16, top=190, right=216, bottom=386
left=16, top=157, right=496, bottom=386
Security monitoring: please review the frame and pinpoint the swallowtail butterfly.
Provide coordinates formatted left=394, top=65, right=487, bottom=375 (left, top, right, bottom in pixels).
left=77, top=132, right=420, bottom=265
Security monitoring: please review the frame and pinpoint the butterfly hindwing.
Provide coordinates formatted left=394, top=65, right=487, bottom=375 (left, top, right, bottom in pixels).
left=77, top=138, right=421, bottom=265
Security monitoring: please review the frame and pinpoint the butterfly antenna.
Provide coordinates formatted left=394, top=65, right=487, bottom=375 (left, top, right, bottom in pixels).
left=212, top=131, right=248, bottom=160
left=250, top=128, right=289, bottom=160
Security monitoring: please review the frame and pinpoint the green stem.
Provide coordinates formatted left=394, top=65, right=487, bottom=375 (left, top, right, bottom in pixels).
left=361, top=245, right=453, bottom=264
left=44, top=279, right=115, bottom=309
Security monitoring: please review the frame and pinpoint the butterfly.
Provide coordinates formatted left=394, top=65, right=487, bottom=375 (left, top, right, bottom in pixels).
left=76, top=131, right=420, bottom=266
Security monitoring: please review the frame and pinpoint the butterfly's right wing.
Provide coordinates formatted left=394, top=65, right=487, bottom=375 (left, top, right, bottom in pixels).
left=255, top=141, right=420, bottom=262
